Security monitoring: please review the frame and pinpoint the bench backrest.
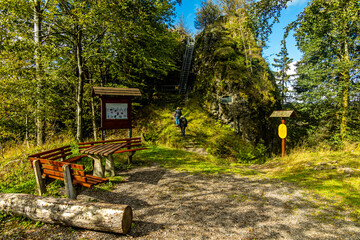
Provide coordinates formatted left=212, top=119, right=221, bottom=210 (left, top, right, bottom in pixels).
left=78, top=137, right=142, bottom=149
left=28, top=145, right=72, bottom=161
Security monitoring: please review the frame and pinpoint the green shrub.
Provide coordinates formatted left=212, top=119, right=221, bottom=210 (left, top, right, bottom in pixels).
left=207, top=132, right=266, bottom=164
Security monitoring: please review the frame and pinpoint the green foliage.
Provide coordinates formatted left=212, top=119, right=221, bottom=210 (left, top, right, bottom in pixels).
left=137, top=98, right=267, bottom=163
left=0, top=160, right=36, bottom=195
left=0, top=0, right=184, bottom=143
left=290, top=0, right=360, bottom=142
left=249, top=0, right=290, bottom=46
left=272, top=39, right=293, bottom=105
left=195, top=0, right=222, bottom=30
left=207, top=130, right=267, bottom=164
left=193, top=9, right=277, bottom=106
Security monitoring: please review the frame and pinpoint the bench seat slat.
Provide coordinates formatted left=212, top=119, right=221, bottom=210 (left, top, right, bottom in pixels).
left=85, top=174, right=108, bottom=182
left=88, top=144, right=117, bottom=154
left=73, top=181, right=93, bottom=188
left=43, top=174, right=64, bottom=181
left=43, top=169, right=88, bottom=183
left=43, top=169, right=63, bottom=178
left=42, top=164, right=86, bottom=177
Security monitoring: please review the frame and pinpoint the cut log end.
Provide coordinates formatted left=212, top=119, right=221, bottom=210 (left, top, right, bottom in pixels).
left=122, top=205, right=133, bottom=234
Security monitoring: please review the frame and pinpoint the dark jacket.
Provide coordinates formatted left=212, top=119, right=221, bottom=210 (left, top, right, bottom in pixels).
left=179, top=116, right=187, bottom=128
left=174, top=109, right=182, bottom=118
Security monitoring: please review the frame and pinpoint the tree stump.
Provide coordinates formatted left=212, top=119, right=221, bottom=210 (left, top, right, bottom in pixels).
left=0, top=193, right=133, bottom=234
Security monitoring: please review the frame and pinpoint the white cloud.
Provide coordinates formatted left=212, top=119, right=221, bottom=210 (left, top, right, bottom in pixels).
left=286, top=61, right=298, bottom=76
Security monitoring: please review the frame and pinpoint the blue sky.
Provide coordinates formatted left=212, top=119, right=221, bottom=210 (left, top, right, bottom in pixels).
left=174, top=0, right=311, bottom=70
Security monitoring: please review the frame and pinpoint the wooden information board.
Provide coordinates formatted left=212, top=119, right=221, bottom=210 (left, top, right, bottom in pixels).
left=93, top=87, right=141, bottom=130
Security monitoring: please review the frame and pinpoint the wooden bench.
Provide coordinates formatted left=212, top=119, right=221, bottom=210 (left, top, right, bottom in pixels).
left=29, top=146, right=108, bottom=199
left=30, top=158, right=108, bottom=199
left=79, top=137, right=147, bottom=164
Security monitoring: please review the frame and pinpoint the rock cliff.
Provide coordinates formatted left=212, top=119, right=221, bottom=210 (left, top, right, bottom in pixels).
left=192, top=15, right=280, bottom=146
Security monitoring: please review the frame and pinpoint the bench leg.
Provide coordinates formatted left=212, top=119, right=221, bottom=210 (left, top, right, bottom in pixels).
left=63, top=164, right=77, bottom=200
left=105, top=155, right=115, bottom=177
left=33, top=160, right=46, bottom=196
left=91, top=155, right=104, bottom=178
left=128, top=152, right=135, bottom=165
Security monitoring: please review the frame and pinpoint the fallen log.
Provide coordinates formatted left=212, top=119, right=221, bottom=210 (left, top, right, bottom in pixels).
left=0, top=193, right=132, bottom=234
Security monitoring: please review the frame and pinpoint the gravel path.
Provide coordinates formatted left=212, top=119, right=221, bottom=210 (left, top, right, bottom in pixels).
left=1, top=165, right=360, bottom=239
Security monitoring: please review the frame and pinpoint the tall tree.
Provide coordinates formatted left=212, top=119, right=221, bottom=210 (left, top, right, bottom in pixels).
left=195, top=0, right=222, bottom=30
left=0, top=0, right=183, bottom=145
left=249, top=0, right=289, bottom=46
left=272, top=39, right=293, bottom=105
left=293, top=0, right=360, bottom=139
left=0, top=0, right=53, bottom=145
left=33, top=0, right=48, bottom=145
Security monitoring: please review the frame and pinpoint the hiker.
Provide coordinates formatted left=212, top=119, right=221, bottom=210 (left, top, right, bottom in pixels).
left=174, top=107, right=182, bottom=126
left=179, top=115, right=187, bottom=136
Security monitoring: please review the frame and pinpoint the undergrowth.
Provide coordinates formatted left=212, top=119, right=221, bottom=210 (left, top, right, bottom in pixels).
left=137, top=97, right=267, bottom=163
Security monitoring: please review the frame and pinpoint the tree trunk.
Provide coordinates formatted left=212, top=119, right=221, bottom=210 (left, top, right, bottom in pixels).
left=34, top=0, right=45, bottom=146
left=0, top=142, right=3, bottom=158
left=0, top=193, right=133, bottom=234
left=340, top=42, right=350, bottom=139
left=75, top=26, right=84, bottom=142
left=90, top=79, right=98, bottom=141
left=340, top=72, right=350, bottom=139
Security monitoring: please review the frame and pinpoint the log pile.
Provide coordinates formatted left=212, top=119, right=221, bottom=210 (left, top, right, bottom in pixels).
left=0, top=193, right=132, bottom=234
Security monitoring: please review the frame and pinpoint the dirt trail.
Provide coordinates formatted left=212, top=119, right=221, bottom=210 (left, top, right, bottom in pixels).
left=3, top=165, right=359, bottom=240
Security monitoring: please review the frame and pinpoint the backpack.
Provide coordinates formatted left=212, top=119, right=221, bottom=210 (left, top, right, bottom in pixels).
left=180, top=117, right=187, bottom=127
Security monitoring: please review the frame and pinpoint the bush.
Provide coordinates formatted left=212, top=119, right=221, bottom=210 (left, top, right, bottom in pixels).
left=207, top=131, right=266, bottom=164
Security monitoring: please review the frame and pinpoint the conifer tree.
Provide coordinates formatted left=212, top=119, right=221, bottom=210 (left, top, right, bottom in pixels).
left=272, top=39, right=293, bottom=105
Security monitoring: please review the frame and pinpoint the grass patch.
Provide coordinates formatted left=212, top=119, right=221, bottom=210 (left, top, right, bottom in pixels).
left=136, top=145, right=260, bottom=176
left=136, top=144, right=360, bottom=223
left=252, top=145, right=360, bottom=223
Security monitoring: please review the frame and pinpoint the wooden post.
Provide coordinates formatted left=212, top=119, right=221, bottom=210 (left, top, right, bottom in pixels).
left=62, top=164, right=76, bottom=199
left=102, top=130, right=106, bottom=141
left=0, top=142, right=3, bottom=158
left=128, top=128, right=133, bottom=164
left=282, top=118, right=285, bottom=157
left=33, top=160, right=46, bottom=196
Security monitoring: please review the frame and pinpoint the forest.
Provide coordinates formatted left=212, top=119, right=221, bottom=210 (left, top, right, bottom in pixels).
left=0, top=0, right=360, bottom=238
left=0, top=0, right=359, bottom=151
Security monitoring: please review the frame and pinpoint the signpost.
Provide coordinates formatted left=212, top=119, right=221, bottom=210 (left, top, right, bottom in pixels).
left=270, top=110, right=297, bottom=157
left=221, top=96, right=233, bottom=104
left=93, top=87, right=142, bottom=140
